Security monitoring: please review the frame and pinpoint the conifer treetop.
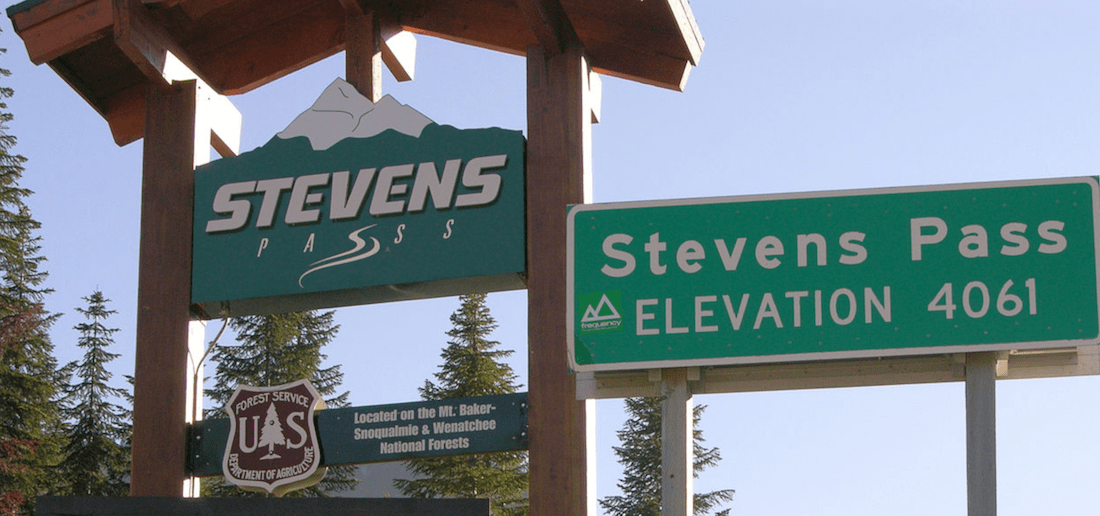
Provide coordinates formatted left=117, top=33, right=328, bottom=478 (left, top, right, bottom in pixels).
left=398, top=294, right=528, bottom=516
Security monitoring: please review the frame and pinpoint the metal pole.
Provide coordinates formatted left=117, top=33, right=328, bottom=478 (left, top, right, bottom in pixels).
left=965, top=352, right=997, bottom=516
left=661, top=368, right=693, bottom=516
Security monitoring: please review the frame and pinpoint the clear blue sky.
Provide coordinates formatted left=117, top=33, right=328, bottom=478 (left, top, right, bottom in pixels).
left=5, top=2, right=1100, bottom=514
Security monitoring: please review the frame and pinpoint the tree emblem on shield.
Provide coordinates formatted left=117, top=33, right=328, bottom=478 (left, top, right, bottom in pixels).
left=222, top=379, right=327, bottom=496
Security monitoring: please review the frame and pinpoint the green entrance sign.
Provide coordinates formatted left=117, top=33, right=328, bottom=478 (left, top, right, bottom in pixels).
left=189, top=393, right=528, bottom=476
left=192, top=80, right=526, bottom=318
left=567, top=177, right=1100, bottom=372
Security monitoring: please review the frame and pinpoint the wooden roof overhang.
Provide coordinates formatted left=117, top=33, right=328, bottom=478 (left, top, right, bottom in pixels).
left=7, top=0, right=704, bottom=146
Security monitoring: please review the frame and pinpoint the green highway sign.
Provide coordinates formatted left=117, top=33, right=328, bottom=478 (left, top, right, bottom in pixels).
left=567, top=177, right=1100, bottom=372
left=190, top=393, right=528, bottom=476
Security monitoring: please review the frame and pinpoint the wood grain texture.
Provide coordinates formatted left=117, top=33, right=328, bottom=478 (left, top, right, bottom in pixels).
left=12, top=0, right=111, bottom=65
left=130, top=80, right=196, bottom=497
left=9, top=0, right=702, bottom=144
left=526, top=42, right=590, bottom=516
left=345, top=8, right=382, bottom=102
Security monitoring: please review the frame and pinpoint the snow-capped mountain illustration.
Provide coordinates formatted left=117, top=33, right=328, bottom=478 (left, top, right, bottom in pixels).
left=276, top=78, right=434, bottom=151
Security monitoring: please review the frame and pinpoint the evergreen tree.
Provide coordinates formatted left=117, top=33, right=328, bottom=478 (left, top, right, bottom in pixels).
left=258, top=403, right=286, bottom=459
left=57, top=291, right=130, bottom=496
left=396, top=294, right=528, bottom=516
left=0, top=38, right=67, bottom=515
left=600, top=397, right=734, bottom=516
left=203, top=310, right=356, bottom=497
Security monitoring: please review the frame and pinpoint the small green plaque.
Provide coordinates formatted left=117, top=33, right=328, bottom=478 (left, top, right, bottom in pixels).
left=189, top=393, right=528, bottom=476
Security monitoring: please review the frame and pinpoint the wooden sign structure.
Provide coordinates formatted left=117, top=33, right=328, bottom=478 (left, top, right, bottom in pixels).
left=6, top=1, right=704, bottom=515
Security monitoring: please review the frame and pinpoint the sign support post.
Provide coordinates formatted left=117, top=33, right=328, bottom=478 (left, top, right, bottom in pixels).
left=131, top=75, right=241, bottom=497
left=966, top=352, right=997, bottom=516
left=526, top=38, right=593, bottom=515
left=130, top=80, right=199, bottom=497
left=342, top=2, right=382, bottom=103
left=661, top=368, right=694, bottom=516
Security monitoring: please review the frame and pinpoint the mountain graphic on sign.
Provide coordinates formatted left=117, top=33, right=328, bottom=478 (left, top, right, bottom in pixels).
left=582, top=294, right=621, bottom=322
left=192, top=77, right=527, bottom=312
left=276, top=78, right=434, bottom=151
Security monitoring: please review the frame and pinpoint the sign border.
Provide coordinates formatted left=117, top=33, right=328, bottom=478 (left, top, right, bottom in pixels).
left=222, top=379, right=324, bottom=495
left=566, top=176, right=1100, bottom=372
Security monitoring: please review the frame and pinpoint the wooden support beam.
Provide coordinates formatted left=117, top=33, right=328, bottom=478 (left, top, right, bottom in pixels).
left=180, top=86, right=238, bottom=496
left=381, top=25, right=416, bottom=83
left=9, top=0, right=112, bottom=65
left=10, top=0, right=103, bottom=30
left=344, top=7, right=382, bottom=102
left=182, top=321, right=206, bottom=497
left=113, top=0, right=203, bottom=91
left=160, top=52, right=242, bottom=155
left=99, top=83, right=147, bottom=146
left=586, top=64, right=601, bottom=124
left=10, top=0, right=702, bottom=128
left=663, top=0, right=704, bottom=65
left=589, top=48, right=692, bottom=93
left=193, top=79, right=242, bottom=159
left=129, top=72, right=239, bottom=498
left=517, top=0, right=578, bottom=55
left=130, top=79, right=198, bottom=497
left=197, top=1, right=345, bottom=95
left=340, top=1, right=414, bottom=85
left=405, top=0, right=696, bottom=90
left=527, top=40, right=591, bottom=516
left=176, top=0, right=237, bottom=20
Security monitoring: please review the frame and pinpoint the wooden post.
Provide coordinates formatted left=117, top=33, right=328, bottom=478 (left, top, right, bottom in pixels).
left=527, top=42, right=591, bottom=516
left=130, top=80, right=198, bottom=497
left=661, top=369, right=694, bottom=516
left=345, top=7, right=383, bottom=102
left=966, top=352, right=997, bottom=516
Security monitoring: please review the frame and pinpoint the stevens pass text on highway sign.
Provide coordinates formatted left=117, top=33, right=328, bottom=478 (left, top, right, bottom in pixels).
left=567, top=177, right=1100, bottom=372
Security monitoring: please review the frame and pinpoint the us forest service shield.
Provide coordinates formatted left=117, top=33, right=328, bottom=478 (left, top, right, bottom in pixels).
left=222, top=379, right=327, bottom=496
